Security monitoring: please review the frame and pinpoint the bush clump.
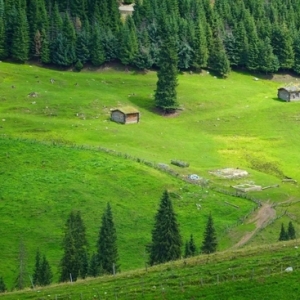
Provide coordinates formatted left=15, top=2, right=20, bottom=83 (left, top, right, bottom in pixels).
left=171, top=160, right=189, bottom=168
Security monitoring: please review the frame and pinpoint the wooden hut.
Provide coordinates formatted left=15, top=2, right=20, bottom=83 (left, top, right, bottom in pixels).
left=111, top=106, right=140, bottom=124
left=278, top=86, right=300, bottom=102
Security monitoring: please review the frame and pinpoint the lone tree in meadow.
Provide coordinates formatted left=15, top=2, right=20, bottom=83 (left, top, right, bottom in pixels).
left=96, top=203, right=119, bottom=275
left=154, top=16, right=179, bottom=114
left=59, top=211, right=89, bottom=282
left=148, top=190, right=182, bottom=265
left=201, top=214, right=218, bottom=254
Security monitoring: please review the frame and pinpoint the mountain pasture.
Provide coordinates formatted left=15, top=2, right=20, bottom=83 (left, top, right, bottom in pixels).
left=0, top=62, right=300, bottom=289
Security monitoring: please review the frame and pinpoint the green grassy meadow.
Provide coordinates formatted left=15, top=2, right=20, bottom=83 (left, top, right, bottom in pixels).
left=1, top=62, right=300, bottom=291
left=1, top=240, right=300, bottom=299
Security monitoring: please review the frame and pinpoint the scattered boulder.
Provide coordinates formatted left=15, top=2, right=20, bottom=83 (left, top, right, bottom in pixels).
left=285, top=267, right=293, bottom=272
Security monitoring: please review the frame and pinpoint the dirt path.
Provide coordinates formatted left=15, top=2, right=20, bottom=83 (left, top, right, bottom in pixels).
left=232, top=202, right=276, bottom=249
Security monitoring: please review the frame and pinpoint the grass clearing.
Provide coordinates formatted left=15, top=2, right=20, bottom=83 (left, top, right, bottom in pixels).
left=1, top=62, right=300, bottom=290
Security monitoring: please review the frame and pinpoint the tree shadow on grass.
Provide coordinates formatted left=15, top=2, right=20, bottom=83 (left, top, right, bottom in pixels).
left=128, top=95, right=156, bottom=113
left=272, top=97, right=286, bottom=102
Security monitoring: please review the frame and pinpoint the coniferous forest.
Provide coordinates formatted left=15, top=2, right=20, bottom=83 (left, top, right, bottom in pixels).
left=1, top=0, right=300, bottom=76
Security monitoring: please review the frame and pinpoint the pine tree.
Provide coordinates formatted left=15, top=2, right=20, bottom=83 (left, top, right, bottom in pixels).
left=11, top=1, right=30, bottom=62
left=97, top=203, right=119, bottom=275
left=184, top=234, right=197, bottom=258
left=188, top=234, right=197, bottom=256
left=208, top=34, right=230, bottom=77
left=192, top=19, right=208, bottom=70
left=279, top=223, right=288, bottom=241
left=0, top=277, right=6, bottom=293
left=88, top=253, right=99, bottom=277
left=288, top=221, right=296, bottom=240
left=90, top=27, right=105, bottom=67
left=148, top=190, right=182, bottom=265
left=201, top=214, right=217, bottom=254
left=258, top=37, right=279, bottom=73
left=118, top=16, right=138, bottom=67
left=184, top=240, right=191, bottom=258
left=272, top=24, right=294, bottom=70
left=59, top=211, right=88, bottom=282
left=39, top=255, right=52, bottom=286
left=293, top=31, right=300, bottom=74
left=0, top=0, right=7, bottom=59
left=32, top=249, right=41, bottom=286
left=154, top=17, right=179, bottom=113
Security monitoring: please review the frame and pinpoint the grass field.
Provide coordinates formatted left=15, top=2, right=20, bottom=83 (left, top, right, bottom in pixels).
left=1, top=240, right=300, bottom=299
left=0, top=62, right=300, bottom=290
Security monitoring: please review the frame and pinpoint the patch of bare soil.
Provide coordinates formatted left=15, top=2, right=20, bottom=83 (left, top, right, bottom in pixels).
left=232, top=202, right=276, bottom=249
left=268, top=72, right=300, bottom=83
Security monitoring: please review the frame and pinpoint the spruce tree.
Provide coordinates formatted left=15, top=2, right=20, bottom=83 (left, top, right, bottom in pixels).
left=118, top=16, right=138, bottom=67
left=293, top=31, right=300, bottom=74
left=184, top=241, right=191, bottom=258
left=11, top=2, right=30, bottom=62
left=0, top=0, right=7, bottom=59
left=59, top=211, right=88, bottom=282
left=90, top=27, right=105, bottom=67
left=288, top=221, right=296, bottom=240
left=154, top=17, right=179, bottom=113
left=97, top=203, right=119, bottom=275
left=148, top=190, right=182, bottom=265
left=208, top=34, right=230, bottom=77
left=39, top=255, right=52, bottom=286
left=32, top=249, right=41, bottom=286
left=258, top=37, right=279, bottom=73
left=279, top=223, right=288, bottom=241
left=201, top=214, right=217, bottom=254
left=188, top=234, right=197, bottom=256
left=88, top=253, right=99, bottom=277
left=0, top=277, right=6, bottom=293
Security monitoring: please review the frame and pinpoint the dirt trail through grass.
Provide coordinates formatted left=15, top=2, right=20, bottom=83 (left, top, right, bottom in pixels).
left=233, top=202, right=276, bottom=248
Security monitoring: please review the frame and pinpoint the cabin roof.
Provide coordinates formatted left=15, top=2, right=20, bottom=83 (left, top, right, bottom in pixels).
left=278, top=86, right=300, bottom=92
left=111, top=106, right=139, bottom=115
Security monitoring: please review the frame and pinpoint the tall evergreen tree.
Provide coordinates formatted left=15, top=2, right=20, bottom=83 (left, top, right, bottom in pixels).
left=201, top=214, right=217, bottom=254
left=184, top=234, right=197, bottom=258
left=97, top=203, right=119, bottom=275
left=90, top=26, right=105, bottom=67
left=0, top=277, right=6, bottom=293
left=208, top=34, right=230, bottom=77
left=154, top=17, right=179, bottom=113
left=32, top=249, right=41, bottom=286
left=288, top=221, right=296, bottom=240
left=279, top=223, right=288, bottom=241
left=148, top=190, right=182, bottom=265
left=59, top=211, right=88, bottom=282
left=0, top=0, right=7, bottom=59
left=272, top=24, right=294, bottom=70
left=258, top=37, right=279, bottom=73
left=118, top=16, right=138, bottom=67
left=293, top=31, right=300, bottom=74
left=11, top=1, right=29, bottom=62
left=33, top=250, right=52, bottom=286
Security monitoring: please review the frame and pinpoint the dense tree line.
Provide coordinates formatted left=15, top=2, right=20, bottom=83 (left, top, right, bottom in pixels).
left=1, top=0, right=300, bottom=76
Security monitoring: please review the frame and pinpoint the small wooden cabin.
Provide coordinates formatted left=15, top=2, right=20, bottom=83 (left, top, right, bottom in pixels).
left=111, top=106, right=140, bottom=124
left=278, top=86, right=300, bottom=102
